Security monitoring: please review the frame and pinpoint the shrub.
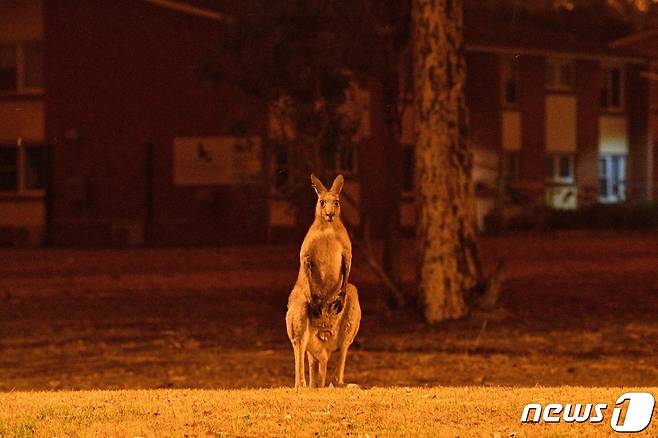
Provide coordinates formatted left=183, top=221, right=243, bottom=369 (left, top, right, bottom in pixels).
left=545, top=202, right=658, bottom=230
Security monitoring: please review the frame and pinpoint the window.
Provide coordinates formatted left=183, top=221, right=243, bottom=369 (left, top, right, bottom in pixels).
left=24, top=43, right=44, bottom=89
left=0, top=42, right=43, bottom=94
left=0, top=46, right=18, bottom=91
left=0, top=147, right=18, bottom=191
left=337, top=144, right=356, bottom=174
left=545, top=154, right=575, bottom=183
left=322, top=142, right=357, bottom=175
left=599, top=154, right=626, bottom=202
left=546, top=58, right=574, bottom=91
left=0, top=142, right=47, bottom=195
left=501, top=55, right=520, bottom=106
left=25, top=145, right=48, bottom=190
left=601, top=65, right=623, bottom=111
left=502, top=152, right=519, bottom=180
left=402, top=147, right=414, bottom=193
left=271, top=143, right=357, bottom=193
left=273, top=145, right=289, bottom=191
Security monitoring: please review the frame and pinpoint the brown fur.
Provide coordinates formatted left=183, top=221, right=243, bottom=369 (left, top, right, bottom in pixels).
left=285, top=174, right=361, bottom=388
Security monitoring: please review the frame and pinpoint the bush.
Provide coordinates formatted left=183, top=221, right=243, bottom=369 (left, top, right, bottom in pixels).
left=483, top=202, right=658, bottom=233
left=545, top=202, right=658, bottom=230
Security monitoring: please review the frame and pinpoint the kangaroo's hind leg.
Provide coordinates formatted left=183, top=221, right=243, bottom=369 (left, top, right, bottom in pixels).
left=335, top=283, right=361, bottom=386
left=307, top=352, right=319, bottom=388
left=317, top=357, right=328, bottom=387
left=335, top=347, right=350, bottom=386
left=290, top=333, right=308, bottom=388
left=286, top=297, right=310, bottom=388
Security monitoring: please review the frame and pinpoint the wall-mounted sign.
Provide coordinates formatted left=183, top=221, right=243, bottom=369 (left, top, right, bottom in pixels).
left=173, top=136, right=261, bottom=185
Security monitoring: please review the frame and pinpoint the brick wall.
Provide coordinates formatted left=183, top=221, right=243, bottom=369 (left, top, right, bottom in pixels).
left=575, top=60, right=601, bottom=205
left=518, top=55, right=546, bottom=200
left=44, top=0, right=267, bottom=245
left=626, top=62, right=651, bottom=201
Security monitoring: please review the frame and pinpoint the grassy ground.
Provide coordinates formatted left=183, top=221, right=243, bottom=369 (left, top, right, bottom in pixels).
left=1, top=387, right=656, bottom=437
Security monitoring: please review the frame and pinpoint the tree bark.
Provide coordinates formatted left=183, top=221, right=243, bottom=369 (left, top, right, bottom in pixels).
left=412, top=0, right=481, bottom=322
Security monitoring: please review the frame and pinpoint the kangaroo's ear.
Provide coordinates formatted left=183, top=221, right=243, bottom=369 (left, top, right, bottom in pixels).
left=310, top=173, right=327, bottom=196
left=330, top=174, right=344, bottom=194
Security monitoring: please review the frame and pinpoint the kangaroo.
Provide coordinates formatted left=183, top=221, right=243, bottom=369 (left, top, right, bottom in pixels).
left=286, top=174, right=361, bottom=388
left=299, top=174, right=352, bottom=295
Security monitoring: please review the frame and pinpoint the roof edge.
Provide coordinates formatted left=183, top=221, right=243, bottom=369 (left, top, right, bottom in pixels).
left=142, top=0, right=224, bottom=22
left=466, top=44, right=647, bottom=64
left=609, top=28, right=658, bottom=49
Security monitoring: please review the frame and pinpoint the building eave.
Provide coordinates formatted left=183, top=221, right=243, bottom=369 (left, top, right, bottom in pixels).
left=142, top=0, right=224, bottom=22
left=466, top=44, right=647, bottom=64
left=609, top=29, right=658, bottom=49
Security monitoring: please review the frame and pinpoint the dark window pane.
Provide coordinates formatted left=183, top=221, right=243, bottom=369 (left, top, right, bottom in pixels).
left=502, top=57, right=519, bottom=105
left=320, top=137, right=337, bottom=172
left=600, top=87, right=608, bottom=108
left=611, top=68, right=620, bottom=107
left=0, top=148, right=18, bottom=191
left=599, top=158, right=607, bottom=177
left=0, top=46, right=17, bottom=91
left=545, top=157, right=554, bottom=178
left=505, top=80, right=516, bottom=104
left=546, top=64, right=555, bottom=87
left=599, top=178, right=608, bottom=197
left=610, top=156, right=620, bottom=195
left=25, top=146, right=47, bottom=189
left=339, top=145, right=354, bottom=172
left=274, top=146, right=288, bottom=189
left=559, top=156, right=571, bottom=178
left=560, top=64, right=572, bottom=87
left=24, top=43, right=43, bottom=89
left=403, top=148, right=414, bottom=192
left=504, top=153, right=518, bottom=177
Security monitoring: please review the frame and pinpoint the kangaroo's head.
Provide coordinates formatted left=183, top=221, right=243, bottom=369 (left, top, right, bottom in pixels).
left=310, top=173, right=344, bottom=223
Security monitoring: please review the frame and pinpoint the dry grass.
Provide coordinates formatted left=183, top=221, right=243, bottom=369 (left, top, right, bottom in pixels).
left=3, top=233, right=658, bottom=391
left=1, top=386, right=656, bottom=437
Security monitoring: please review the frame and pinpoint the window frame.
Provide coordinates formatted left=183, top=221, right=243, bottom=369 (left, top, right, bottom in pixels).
left=598, top=153, right=626, bottom=203
left=545, top=153, right=575, bottom=184
left=0, top=140, right=47, bottom=197
left=500, top=55, right=520, bottom=108
left=600, top=64, right=625, bottom=113
left=502, top=151, right=520, bottom=181
left=546, top=57, right=574, bottom=92
left=268, top=142, right=358, bottom=196
left=334, top=143, right=358, bottom=176
left=401, top=145, right=415, bottom=196
left=0, top=41, right=44, bottom=96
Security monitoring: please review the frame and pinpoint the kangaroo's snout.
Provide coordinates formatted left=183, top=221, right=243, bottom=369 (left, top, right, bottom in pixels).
left=317, top=197, right=340, bottom=223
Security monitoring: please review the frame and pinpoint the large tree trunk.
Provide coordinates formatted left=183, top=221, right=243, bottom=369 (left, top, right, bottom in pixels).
left=412, top=0, right=481, bottom=322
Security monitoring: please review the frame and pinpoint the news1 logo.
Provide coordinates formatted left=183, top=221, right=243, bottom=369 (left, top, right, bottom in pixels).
left=520, top=392, right=655, bottom=432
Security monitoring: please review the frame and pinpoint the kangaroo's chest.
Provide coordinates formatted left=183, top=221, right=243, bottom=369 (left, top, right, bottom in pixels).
left=303, top=230, right=344, bottom=290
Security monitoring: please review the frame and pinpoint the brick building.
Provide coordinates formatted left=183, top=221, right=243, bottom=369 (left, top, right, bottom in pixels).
left=0, top=0, right=655, bottom=245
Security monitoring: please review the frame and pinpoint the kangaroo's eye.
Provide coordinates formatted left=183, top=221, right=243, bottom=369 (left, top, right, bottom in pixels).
left=334, top=201, right=340, bottom=207
left=319, top=200, right=326, bottom=207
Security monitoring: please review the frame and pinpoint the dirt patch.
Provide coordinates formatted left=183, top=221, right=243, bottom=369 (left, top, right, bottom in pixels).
left=1, top=231, right=658, bottom=390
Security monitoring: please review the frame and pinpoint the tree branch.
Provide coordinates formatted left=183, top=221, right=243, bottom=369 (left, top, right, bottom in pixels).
left=342, top=212, right=406, bottom=308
